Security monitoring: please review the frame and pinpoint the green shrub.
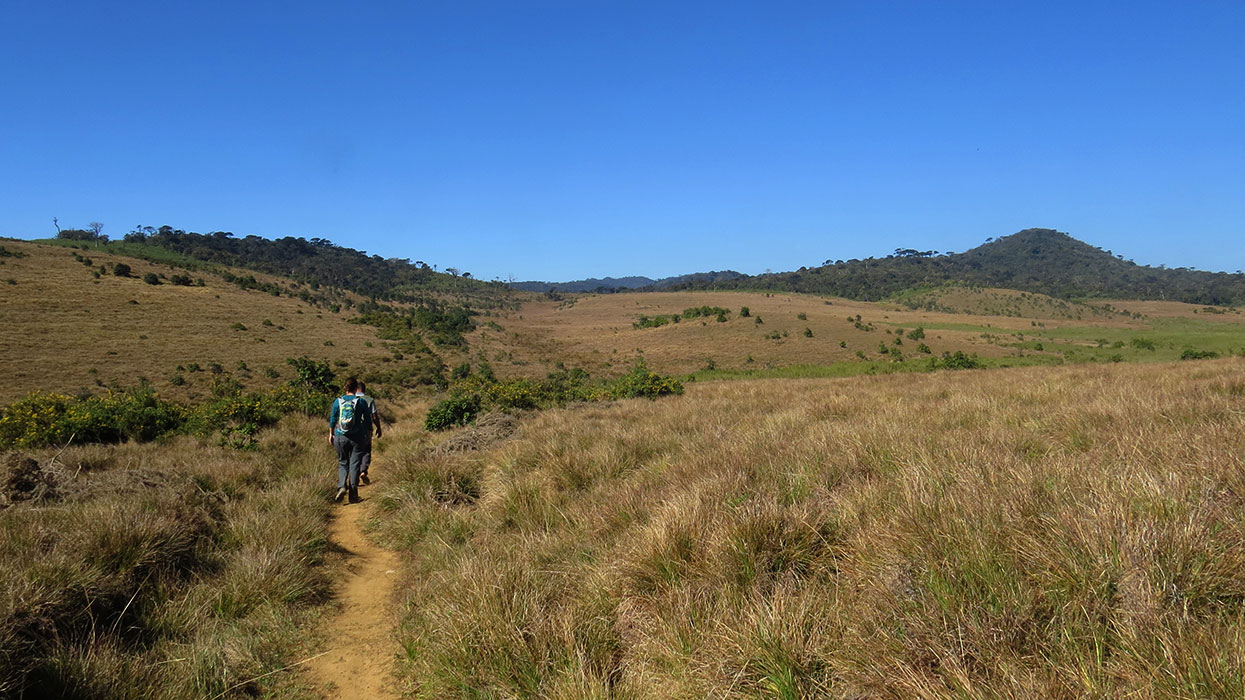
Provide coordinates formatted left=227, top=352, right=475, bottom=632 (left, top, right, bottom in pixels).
left=682, top=306, right=730, bottom=320
left=607, top=362, right=684, bottom=400
left=113, top=263, right=132, bottom=277
left=633, top=315, right=673, bottom=329
left=1180, top=348, right=1219, bottom=360
left=740, top=306, right=751, bottom=317
left=143, top=272, right=161, bottom=285
left=0, top=388, right=187, bottom=448
left=906, top=327, right=925, bottom=340
left=425, top=394, right=482, bottom=431
left=928, top=351, right=982, bottom=370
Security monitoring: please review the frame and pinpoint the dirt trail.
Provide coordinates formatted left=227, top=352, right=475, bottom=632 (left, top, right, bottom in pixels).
left=306, top=493, right=402, bottom=699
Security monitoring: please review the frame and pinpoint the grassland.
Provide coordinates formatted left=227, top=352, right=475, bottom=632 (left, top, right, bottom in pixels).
left=374, top=358, right=1245, bottom=699
left=479, top=289, right=1245, bottom=381
left=0, top=415, right=335, bottom=698
left=6, top=239, right=1245, bottom=698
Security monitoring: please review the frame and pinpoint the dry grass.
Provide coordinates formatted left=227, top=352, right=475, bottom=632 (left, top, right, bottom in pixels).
left=375, top=358, right=1245, bottom=699
left=6, top=240, right=1241, bottom=405
left=475, top=290, right=1171, bottom=379
left=0, top=240, right=386, bottom=403
left=0, top=415, right=338, bottom=698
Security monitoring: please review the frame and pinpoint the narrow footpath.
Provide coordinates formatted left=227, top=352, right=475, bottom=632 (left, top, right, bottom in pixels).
left=306, top=491, right=402, bottom=699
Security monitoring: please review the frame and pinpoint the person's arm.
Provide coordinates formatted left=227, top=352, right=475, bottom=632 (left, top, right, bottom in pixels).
left=371, top=400, right=382, bottom=437
left=328, top=398, right=338, bottom=445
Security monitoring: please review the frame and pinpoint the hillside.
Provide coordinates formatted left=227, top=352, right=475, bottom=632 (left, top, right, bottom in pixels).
left=38, top=225, right=513, bottom=305
left=5, top=237, right=1245, bottom=406
left=479, top=289, right=1245, bottom=381
left=673, top=229, right=1245, bottom=305
left=0, top=240, right=481, bottom=404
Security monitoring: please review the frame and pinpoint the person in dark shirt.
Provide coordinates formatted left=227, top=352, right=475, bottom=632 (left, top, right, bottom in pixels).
left=328, top=377, right=372, bottom=503
left=354, top=381, right=382, bottom=484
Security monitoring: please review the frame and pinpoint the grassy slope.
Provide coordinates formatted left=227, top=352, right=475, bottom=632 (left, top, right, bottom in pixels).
left=375, top=359, right=1245, bottom=699
left=480, top=290, right=1245, bottom=381
left=0, top=240, right=405, bottom=403
left=6, top=240, right=1243, bottom=401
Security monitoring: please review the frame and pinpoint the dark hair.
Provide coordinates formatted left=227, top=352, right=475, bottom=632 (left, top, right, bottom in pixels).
left=344, top=377, right=359, bottom=393
left=357, top=382, right=367, bottom=394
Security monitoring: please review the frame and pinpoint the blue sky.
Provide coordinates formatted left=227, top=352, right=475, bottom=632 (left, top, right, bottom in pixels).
left=2, top=1, right=1242, bottom=281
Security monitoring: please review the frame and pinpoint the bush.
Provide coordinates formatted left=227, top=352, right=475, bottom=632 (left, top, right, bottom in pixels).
left=928, top=350, right=983, bottom=370
left=113, top=263, right=132, bottom=277
left=906, top=326, right=925, bottom=340
left=1180, top=349, right=1219, bottom=360
left=0, top=388, right=187, bottom=448
left=425, top=394, right=482, bottom=431
left=143, top=272, right=161, bottom=285
left=607, top=362, right=684, bottom=400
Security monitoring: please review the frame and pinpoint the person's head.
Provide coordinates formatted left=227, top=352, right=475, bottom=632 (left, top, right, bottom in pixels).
left=344, top=377, right=359, bottom=394
left=356, top=382, right=367, bottom=395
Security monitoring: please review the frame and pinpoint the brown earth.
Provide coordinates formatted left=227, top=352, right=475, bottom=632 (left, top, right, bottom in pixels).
left=306, top=492, right=401, bottom=699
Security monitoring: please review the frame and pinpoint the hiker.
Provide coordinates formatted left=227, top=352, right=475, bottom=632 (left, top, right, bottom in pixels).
left=354, top=381, right=383, bottom=484
left=329, top=377, right=372, bottom=503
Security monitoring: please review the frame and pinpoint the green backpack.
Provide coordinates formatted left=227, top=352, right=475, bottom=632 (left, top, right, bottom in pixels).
left=336, top=395, right=359, bottom=433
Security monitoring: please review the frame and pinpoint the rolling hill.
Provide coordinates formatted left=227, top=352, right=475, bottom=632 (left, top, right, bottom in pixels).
left=671, top=228, right=1245, bottom=305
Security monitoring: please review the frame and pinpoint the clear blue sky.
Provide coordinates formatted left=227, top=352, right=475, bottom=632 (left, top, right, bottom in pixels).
left=2, top=1, right=1242, bottom=281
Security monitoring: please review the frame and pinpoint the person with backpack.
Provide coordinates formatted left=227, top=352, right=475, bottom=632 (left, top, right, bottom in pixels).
left=329, top=377, right=372, bottom=503
left=354, top=381, right=382, bottom=484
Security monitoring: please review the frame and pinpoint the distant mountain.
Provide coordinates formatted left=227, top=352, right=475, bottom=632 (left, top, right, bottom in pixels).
left=511, top=276, right=657, bottom=293
left=514, top=270, right=743, bottom=294
left=650, top=270, right=745, bottom=289
left=669, top=229, right=1245, bottom=305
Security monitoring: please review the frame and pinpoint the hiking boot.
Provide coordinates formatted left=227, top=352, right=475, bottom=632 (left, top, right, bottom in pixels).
left=334, top=487, right=347, bottom=502
left=348, top=495, right=362, bottom=504
left=360, top=472, right=370, bottom=485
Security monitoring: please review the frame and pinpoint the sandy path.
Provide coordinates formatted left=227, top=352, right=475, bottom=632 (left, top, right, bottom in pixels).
left=306, top=493, right=402, bottom=699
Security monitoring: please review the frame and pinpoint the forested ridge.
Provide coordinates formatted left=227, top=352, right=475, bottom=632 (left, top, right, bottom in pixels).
left=52, top=225, right=505, bottom=303
left=669, top=229, right=1245, bottom=305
